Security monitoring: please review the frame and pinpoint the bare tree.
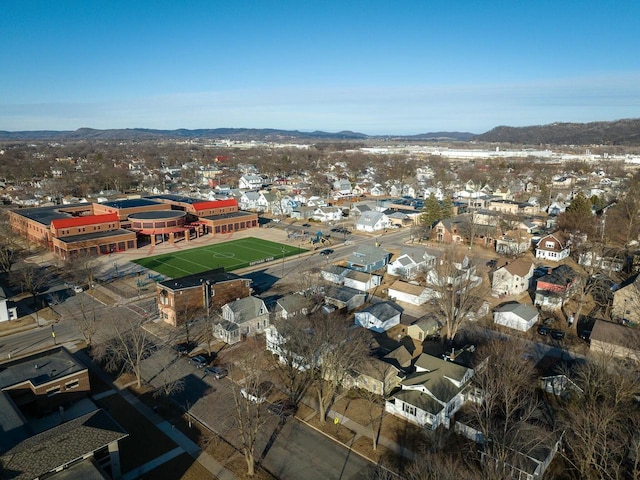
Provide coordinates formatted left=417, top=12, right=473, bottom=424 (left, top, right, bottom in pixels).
left=63, top=249, right=100, bottom=289
left=64, top=293, right=101, bottom=346
left=424, top=246, right=489, bottom=342
left=92, top=313, right=154, bottom=389
left=468, top=340, right=554, bottom=480
left=557, top=353, right=638, bottom=480
left=310, top=312, right=369, bottom=423
left=15, top=263, right=51, bottom=309
left=0, top=215, right=24, bottom=274
left=228, top=345, right=271, bottom=476
left=268, top=316, right=316, bottom=407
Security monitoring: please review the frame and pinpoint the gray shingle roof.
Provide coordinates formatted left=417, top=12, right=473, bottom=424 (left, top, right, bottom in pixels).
left=0, top=409, right=127, bottom=480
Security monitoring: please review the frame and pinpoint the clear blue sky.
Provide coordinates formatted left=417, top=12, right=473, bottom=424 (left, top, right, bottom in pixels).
left=2, top=0, right=639, bottom=134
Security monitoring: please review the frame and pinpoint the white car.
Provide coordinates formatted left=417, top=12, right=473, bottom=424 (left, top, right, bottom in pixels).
left=240, top=381, right=273, bottom=404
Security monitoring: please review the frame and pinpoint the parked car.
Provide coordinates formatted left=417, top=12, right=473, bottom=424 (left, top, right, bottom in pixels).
left=173, top=342, right=196, bottom=356
left=537, top=325, right=551, bottom=336
left=268, top=400, right=297, bottom=419
left=301, top=223, right=311, bottom=227
left=241, top=381, right=273, bottom=404
left=486, top=259, right=497, bottom=268
left=550, top=329, right=565, bottom=341
left=189, top=355, right=208, bottom=368
left=204, top=366, right=227, bottom=379
left=319, top=249, right=334, bottom=256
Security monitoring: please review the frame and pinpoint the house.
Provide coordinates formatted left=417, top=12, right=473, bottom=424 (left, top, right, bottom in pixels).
left=495, top=230, right=532, bottom=256
left=354, top=301, right=403, bottom=333
left=491, top=258, right=534, bottom=296
left=388, top=280, right=432, bottom=306
left=370, top=184, right=386, bottom=197
left=345, top=356, right=402, bottom=396
left=406, top=314, right=442, bottom=342
left=611, top=274, right=640, bottom=323
left=323, top=285, right=367, bottom=312
left=578, top=249, right=624, bottom=273
left=214, top=296, right=269, bottom=344
left=238, top=191, right=261, bottom=211
left=274, top=293, right=310, bottom=320
left=332, top=179, right=352, bottom=196
left=157, top=268, right=252, bottom=327
left=312, top=206, right=342, bottom=222
left=432, top=215, right=469, bottom=244
left=534, top=265, right=577, bottom=310
left=0, top=285, right=18, bottom=322
left=349, top=203, right=372, bottom=218
left=347, top=245, right=391, bottom=273
left=343, top=270, right=381, bottom=292
left=320, top=265, right=350, bottom=285
left=0, top=347, right=127, bottom=479
left=493, top=302, right=539, bottom=332
left=387, top=248, right=438, bottom=280
left=238, top=174, right=263, bottom=190
left=535, top=233, right=570, bottom=262
left=385, top=353, right=474, bottom=429
left=355, top=211, right=392, bottom=232
left=536, top=356, right=584, bottom=398
left=589, top=319, right=640, bottom=362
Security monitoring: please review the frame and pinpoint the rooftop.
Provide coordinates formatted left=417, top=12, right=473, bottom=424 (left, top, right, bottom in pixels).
left=158, top=268, right=243, bottom=290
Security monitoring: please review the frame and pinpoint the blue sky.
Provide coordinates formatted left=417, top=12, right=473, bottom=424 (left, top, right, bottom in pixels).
left=2, top=0, right=639, bottom=134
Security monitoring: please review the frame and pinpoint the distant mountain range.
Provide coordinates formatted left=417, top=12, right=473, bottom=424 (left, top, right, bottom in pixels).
left=0, top=127, right=474, bottom=142
left=1, top=118, right=638, bottom=144
left=475, top=118, right=640, bottom=145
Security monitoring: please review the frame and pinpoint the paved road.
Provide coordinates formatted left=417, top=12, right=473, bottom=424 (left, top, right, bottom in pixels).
left=143, top=348, right=375, bottom=480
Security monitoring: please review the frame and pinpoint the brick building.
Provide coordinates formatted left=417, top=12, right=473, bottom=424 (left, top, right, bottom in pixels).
left=156, top=268, right=252, bottom=327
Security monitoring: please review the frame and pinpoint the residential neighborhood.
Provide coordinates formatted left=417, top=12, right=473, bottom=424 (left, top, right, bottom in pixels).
left=1, top=137, right=640, bottom=480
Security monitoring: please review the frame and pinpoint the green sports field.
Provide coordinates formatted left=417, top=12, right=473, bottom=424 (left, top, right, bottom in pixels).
left=132, top=237, right=307, bottom=278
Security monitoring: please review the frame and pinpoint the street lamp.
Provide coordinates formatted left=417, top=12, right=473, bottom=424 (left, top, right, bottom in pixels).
left=51, top=325, right=56, bottom=345
left=281, top=247, right=286, bottom=277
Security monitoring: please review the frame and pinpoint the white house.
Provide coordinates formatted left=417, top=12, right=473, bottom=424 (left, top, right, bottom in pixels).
left=238, top=174, right=263, bottom=190
left=312, top=206, right=343, bottom=223
left=0, top=286, right=18, bottom=322
left=386, top=353, right=473, bottom=430
left=320, top=265, right=350, bottom=285
left=343, top=270, right=381, bottom=292
left=354, top=301, right=402, bottom=333
left=535, top=233, right=570, bottom=262
left=493, top=302, right=539, bottom=332
left=491, top=258, right=534, bottom=296
left=369, top=184, right=386, bottom=197
left=238, top=191, right=261, bottom=211
left=355, top=211, right=392, bottom=233
left=387, top=249, right=437, bottom=279
left=387, top=280, right=432, bottom=306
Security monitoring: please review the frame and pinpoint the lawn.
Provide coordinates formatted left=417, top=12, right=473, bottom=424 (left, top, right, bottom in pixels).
left=133, top=237, right=307, bottom=278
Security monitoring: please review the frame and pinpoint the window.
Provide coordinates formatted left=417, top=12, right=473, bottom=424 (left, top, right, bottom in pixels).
left=402, top=402, right=417, bottom=416
left=66, top=380, right=79, bottom=389
left=47, top=386, right=61, bottom=397
left=545, top=241, right=555, bottom=249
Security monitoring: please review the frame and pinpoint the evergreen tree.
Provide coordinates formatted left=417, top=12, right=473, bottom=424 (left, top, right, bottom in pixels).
left=558, top=191, right=595, bottom=235
left=420, top=193, right=442, bottom=229
left=441, top=196, right=455, bottom=219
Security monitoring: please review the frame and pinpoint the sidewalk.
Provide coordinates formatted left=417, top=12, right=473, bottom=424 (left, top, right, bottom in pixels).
left=73, top=349, right=238, bottom=480
left=326, top=409, right=415, bottom=461
left=298, top=393, right=416, bottom=462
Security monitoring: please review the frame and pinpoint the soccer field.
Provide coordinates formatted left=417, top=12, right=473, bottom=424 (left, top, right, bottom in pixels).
left=132, top=237, right=307, bottom=278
